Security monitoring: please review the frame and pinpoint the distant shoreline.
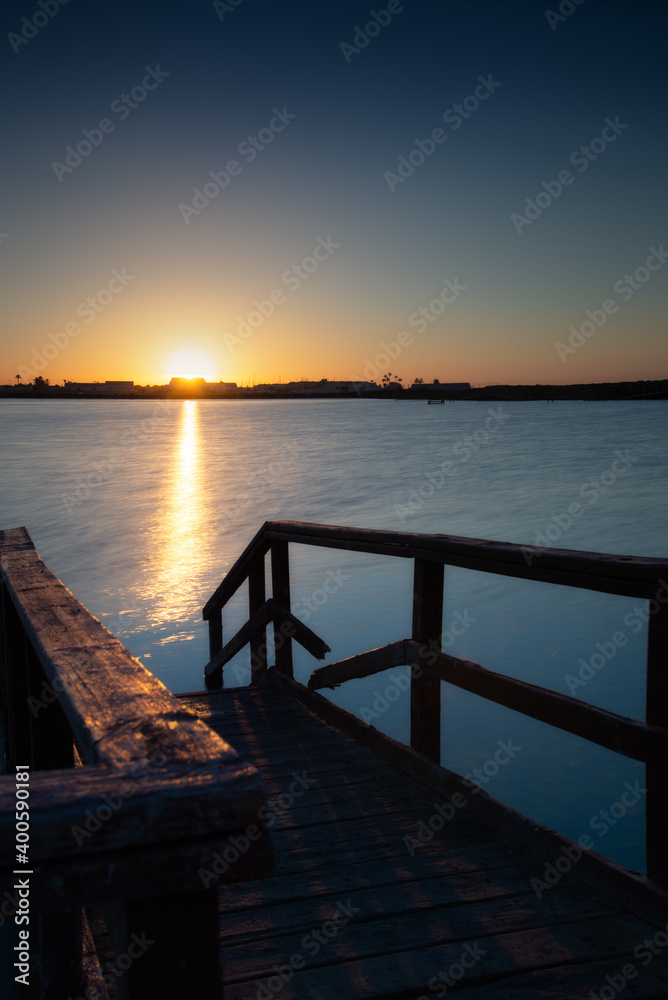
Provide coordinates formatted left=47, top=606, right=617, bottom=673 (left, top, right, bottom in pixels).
left=1, top=379, right=667, bottom=402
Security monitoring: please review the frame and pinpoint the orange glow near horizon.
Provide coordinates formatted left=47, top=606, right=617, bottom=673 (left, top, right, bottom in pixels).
left=164, top=348, right=218, bottom=382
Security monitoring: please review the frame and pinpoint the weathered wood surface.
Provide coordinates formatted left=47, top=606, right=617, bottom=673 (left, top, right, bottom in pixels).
left=266, top=668, right=668, bottom=928
left=181, top=686, right=668, bottom=1000
left=0, top=527, right=275, bottom=999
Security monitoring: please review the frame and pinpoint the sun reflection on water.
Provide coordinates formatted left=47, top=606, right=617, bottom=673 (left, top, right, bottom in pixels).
left=145, top=401, right=208, bottom=629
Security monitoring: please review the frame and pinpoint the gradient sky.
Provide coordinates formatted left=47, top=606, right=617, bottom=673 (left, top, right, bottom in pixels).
left=1, top=0, right=665, bottom=387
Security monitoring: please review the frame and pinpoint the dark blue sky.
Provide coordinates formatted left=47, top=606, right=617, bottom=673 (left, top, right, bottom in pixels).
left=2, top=0, right=666, bottom=385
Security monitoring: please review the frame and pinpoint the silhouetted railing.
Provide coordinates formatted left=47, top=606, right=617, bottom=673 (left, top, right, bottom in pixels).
left=204, top=520, right=668, bottom=887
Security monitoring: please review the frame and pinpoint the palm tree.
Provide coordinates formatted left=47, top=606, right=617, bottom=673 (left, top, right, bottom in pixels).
left=14, top=374, right=20, bottom=385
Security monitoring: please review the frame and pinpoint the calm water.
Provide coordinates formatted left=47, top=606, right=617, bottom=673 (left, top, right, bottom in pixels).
left=2, top=398, right=667, bottom=872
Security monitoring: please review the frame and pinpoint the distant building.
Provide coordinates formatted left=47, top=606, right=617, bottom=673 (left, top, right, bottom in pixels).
left=168, top=378, right=237, bottom=395
left=65, top=381, right=135, bottom=393
left=420, top=382, right=470, bottom=392
left=253, top=379, right=375, bottom=394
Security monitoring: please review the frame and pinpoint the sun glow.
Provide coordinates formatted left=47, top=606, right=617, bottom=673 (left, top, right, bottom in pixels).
left=164, top=348, right=218, bottom=382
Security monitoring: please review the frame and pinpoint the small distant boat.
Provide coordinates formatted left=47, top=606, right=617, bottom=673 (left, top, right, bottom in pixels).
left=427, top=398, right=445, bottom=404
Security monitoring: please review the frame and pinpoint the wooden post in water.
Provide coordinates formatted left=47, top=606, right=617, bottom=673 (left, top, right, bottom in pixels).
left=645, top=595, right=668, bottom=886
left=410, top=558, right=444, bottom=762
left=249, top=556, right=267, bottom=682
left=271, top=540, right=294, bottom=676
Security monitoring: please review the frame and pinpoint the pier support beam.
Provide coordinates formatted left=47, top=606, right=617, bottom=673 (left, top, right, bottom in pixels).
left=410, top=558, right=444, bottom=763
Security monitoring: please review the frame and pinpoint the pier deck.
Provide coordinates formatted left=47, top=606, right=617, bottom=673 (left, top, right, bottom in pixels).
left=180, top=686, right=668, bottom=1000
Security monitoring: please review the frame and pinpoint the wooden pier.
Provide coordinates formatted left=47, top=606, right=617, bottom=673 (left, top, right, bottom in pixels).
left=3, top=522, right=668, bottom=997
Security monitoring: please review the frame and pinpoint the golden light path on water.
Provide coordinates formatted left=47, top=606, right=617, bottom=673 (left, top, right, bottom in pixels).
left=144, top=401, right=210, bottom=636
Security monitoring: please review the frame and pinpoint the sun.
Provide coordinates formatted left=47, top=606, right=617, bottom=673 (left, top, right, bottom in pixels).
left=164, top=348, right=217, bottom=382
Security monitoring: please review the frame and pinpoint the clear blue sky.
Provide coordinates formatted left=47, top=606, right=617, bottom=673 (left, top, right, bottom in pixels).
left=1, top=0, right=665, bottom=386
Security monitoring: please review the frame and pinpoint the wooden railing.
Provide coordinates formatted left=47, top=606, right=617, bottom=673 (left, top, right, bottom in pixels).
left=0, top=528, right=273, bottom=999
left=204, top=520, right=668, bottom=888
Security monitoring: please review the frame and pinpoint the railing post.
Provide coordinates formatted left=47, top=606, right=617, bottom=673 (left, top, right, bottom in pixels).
left=249, top=556, right=267, bottom=682
left=645, top=595, right=668, bottom=885
left=0, top=581, right=32, bottom=771
left=271, top=540, right=293, bottom=676
left=410, top=558, right=444, bottom=762
left=26, top=641, right=74, bottom=770
left=103, top=888, right=221, bottom=998
left=205, top=610, right=223, bottom=690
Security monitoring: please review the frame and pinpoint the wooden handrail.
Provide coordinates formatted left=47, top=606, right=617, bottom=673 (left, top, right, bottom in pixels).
left=203, top=519, right=668, bottom=887
left=0, top=527, right=274, bottom=998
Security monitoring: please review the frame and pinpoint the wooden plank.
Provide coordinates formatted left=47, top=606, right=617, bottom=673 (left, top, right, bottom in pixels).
left=266, top=669, right=668, bottom=927
left=222, top=913, right=652, bottom=999
left=645, top=599, right=668, bottom=887
left=454, top=952, right=668, bottom=999
left=220, top=873, right=610, bottom=946
left=0, top=529, right=243, bottom=772
left=408, top=641, right=668, bottom=765
left=308, top=640, right=408, bottom=690
left=271, top=539, right=294, bottom=676
left=411, top=559, right=443, bottom=761
left=217, top=847, right=544, bottom=912
left=220, top=885, right=621, bottom=979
